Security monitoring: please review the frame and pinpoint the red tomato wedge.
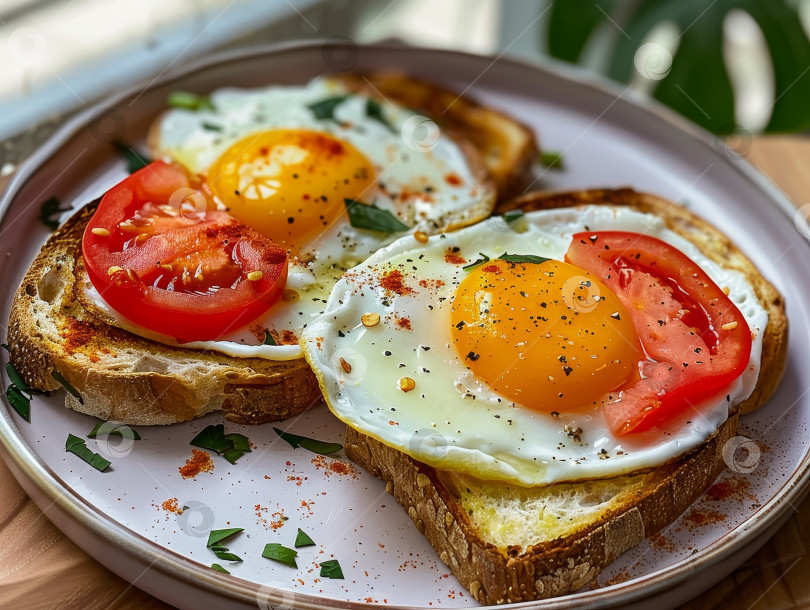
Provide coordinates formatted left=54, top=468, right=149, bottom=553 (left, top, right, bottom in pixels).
left=566, top=231, right=751, bottom=435
left=82, top=161, right=288, bottom=341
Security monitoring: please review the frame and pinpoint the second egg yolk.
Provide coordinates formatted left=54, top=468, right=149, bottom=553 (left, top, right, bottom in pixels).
left=208, top=129, right=376, bottom=250
left=450, top=259, right=641, bottom=413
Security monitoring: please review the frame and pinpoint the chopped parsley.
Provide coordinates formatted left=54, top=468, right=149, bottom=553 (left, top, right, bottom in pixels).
left=211, top=549, right=242, bottom=562
left=462, top=252, right=490, bottom=271
left=344, top=198, right=409, bottom=234
left=273, top=427, right=342, bottom=455
left=262, top=330, right=277, bottom=346
left=538, top=150, right=565, bottom=169
left=262, top=543, right=298, bottom=568
left=365, top=98, right=395, bottom=132
left=65, top=434, right=110, bottom=472
left=307, top=95, right=348, bottom=121
left=501, top=209, right=525, bottom=223
left=190, top=424, right=251, bottom=464
left=113, top=141, right=151, bottom=174
left=167, top=91, right=215, bottom=112
left=294, top=528, right=315, bottom=548
left=498, top=252, right=551, bottom=265
left=6, top=386, right=30, bottom=422
left=205, top=527, right=244, bottom=562
left=38, top=196, right=70, bottom=231
left=2, top=350, right=34, bottom=421
left=51, top=369, right=83, bottom=404
left=210, top=563, right=230, bottom=574
left=207, top=528, right=244, bottom=548
left=319, top=559, right=344, bottom=579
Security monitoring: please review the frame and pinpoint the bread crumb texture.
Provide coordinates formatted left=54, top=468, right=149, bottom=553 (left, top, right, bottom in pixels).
left=458, top=473, right=647, bottom=549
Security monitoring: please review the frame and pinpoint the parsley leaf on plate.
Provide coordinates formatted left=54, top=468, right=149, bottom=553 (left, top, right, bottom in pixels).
left=319, top=559, right=344, bottom=579
left=294, top=528, right=315, bottom=548
left=262, top=543, right=298, bottom=568
left=65, top=434, right=110, bottom=472
left=273, top=428, right=342, bottom=455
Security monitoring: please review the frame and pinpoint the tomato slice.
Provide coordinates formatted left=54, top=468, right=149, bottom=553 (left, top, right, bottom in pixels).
left=566, top=231, right=751, bottom=435
left=82, top=161, right=287, bottom=341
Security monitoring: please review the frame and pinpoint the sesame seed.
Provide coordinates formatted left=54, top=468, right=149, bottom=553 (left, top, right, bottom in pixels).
left=414, top=231, right=429, bottom=244
left=339, top=357, right=352, bottom=373
left=721, top=321, right=738, bottom=331
left=91, top=227, right=110, bottom=237
left=247, top=271, right=263, bottom=281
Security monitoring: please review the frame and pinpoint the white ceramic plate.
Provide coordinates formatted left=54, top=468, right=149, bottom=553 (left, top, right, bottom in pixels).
left=1, top=42, right=809, bottom=610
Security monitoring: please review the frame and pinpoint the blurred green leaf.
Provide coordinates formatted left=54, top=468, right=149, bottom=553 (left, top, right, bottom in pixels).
left=547, top=0, right=810, bottom=134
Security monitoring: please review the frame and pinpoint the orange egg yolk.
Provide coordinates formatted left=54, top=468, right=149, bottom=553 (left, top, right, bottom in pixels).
left=207, top=129, right=375, bottom=250
left=450, top=259, right=642, bottom=413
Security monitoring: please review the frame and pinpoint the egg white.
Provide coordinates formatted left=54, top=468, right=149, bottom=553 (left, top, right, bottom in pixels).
left=114, top=76, right=494, bottom=357
left=300, top=205, right=768, bottom=486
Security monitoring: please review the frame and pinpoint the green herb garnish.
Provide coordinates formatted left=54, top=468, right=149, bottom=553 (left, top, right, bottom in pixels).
left=190, top=424, right=251, bottom=464
left=211, top=563, right=230, bottom=574
left=38, top=196, right=70, bottom=231
left=65, top=434, right=111, bottom=472
left=262, top=543, right=298, bottom=568
left=4, top=361, right=42, bottom=421
left=262, top=330, right=277, bottom=346
left=88, top=420, right=141, bottom=440
left=319, top=559, right=344, bottom=579
left=462, top=252, right=490, bottom=271
left=6, top=362, right=36, bottom=395
left=206, top=529, right=244, bottom=562
left=501, top=209, right=525, bottom=223
left=294, top=528, right=315, bottom=548
left=51, top=369, right=83, bottom=404
left=6, top=386, right=30, bottom=421
left=167, top=91, right=214, bottom=112
left=498, top=252, right=552, bottom=265
left=273, top=427, right=342, bottom=455
left=307, top=95, right=349, bottom=121
left=212, top=550, right=242, bottom=562
left=207, top=528, right=244, bottom=548
left=226, top=433, right=251, bottom=453
left=538, top=151, right=564, bottom=169
left=344, top=198, right=409, bottom=234
left=113, top=141, right=151, bottom=174
left=365, top=98, right=395, bottom=132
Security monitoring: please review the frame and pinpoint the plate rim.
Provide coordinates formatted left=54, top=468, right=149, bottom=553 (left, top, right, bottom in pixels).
left=1, top=39, right=808, bottom=609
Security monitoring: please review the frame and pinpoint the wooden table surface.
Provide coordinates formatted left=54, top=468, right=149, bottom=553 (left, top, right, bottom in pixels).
left=1, top=136, right=809, bottom=609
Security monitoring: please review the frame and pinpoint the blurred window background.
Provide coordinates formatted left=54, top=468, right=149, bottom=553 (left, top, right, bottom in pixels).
left=2, top=0, right=809, bottom=171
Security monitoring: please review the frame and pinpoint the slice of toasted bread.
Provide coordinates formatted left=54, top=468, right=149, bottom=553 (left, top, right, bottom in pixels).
left=346, top=413, right=737, bottom=605
left=7, top=203, right=323, bottom=425
left=336, top=72, right=538, bottom=200
left=343, top=188, right=788, bottom=603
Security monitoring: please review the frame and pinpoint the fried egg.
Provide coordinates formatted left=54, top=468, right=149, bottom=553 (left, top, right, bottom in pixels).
left=300, top=205, right=768, bottom=485
left=90, top=77, right=495, bottom=358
